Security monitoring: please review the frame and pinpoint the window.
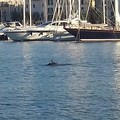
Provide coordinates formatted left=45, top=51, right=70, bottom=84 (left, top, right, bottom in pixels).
left=33, top=4, right=35, bottom=8
left=48, top=0, right=53, bottom=5
left=81, top=0, right=84, bottom=4
left=48, top=8, right=53, bottom=14
left=48, top=15, right=53, bottom=21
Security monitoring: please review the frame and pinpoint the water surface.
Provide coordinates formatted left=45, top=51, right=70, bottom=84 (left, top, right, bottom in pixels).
left=0, top=41, right=120, bottom=120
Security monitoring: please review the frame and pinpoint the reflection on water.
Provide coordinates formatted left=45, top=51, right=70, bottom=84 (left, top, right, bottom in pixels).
left=0, top=41, right=120, bottom=119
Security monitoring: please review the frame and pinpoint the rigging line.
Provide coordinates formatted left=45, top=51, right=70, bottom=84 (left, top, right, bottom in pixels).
left=71, top=0, right=75, bottom=17
left=85, top=0, right=92, bottom=21
left=70, top=0, right=78, bottom=19
left=52, top=0, right=60, bottom=22
left=103, top=0, right=115, bottom=27
left=58, top=0, right=65, bottom=21
left=75, top=21, right=81, bottom=41
left=110, top=0, right=115, bottom=17
left=90, top=7, right=108, bottom=23
left=71, top=0, right=77, bottom=19
left=65, top=0, right=68, bottom=19
left=56, top=0, right=60, bottom=21
left=86, top=2, right=101, bottom=20
left=91, top=2, right=115, bottom=28
left=69, top=0, right=72, bottom=21
left=59, top=0, right=65, bottom=20
left=113, top=29, right=117, bottom=39
left=91, top=7, right=104, bottom=22
left=94, top=7, right=103, bottom=17
left=75, top=28, right=81, bottom=41
left=109, top=16, right=115, bottom=26
left=49, top=0, right=57, bottom=31
left=85, top=0, right=107, bottom=23
left=110, top=0, right=120, bottom=28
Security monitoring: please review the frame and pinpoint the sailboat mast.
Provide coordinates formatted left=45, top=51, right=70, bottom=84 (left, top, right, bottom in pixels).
left=115, top=0, right=120, bottom=29
left=78, top=0, right=81, bottom=21
left=70, top=0, right=72, bottom=20
left=29, top=0, right=32, bottom=26
left=43, top=0, right=47, bottom=22
left=103, top=0, right=106, bottom=24
left=65, top=0, right=68, bottom=19
left=23, top=0, right=26, bottom=27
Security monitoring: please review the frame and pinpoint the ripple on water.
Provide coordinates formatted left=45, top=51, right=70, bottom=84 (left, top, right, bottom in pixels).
left=0, top=42, right=120, bottom=119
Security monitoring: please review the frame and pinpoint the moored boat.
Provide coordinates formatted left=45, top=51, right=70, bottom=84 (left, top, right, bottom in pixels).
left=64, top=0, right=120, bottom=42
left=65, top=25, right=120, bottom=42
left=0, top=33, right=8, bottom=41
left=4, top=26, right=54, bottom=42
left=0, top=21, right=23, bottom=41
left=0, top=23, right=8, bottom=41
left=4, top=20, right=73, bottom=42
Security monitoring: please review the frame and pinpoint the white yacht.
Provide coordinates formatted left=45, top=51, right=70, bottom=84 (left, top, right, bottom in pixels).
left=0, top=21, right=23, bottom=40
left=0, top=23, right=8, bottom=40
left=4, top=20, right=74, bottom=42
left=3, top=22, right=54, bottom=41
left=48, top=21, right=75, bottom=41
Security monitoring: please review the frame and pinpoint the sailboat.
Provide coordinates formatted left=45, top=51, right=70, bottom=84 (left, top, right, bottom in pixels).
left=4, top=0, right=77, bottom=42
left=4, top=0, right=69, bottom=41
left=4, top=0, right=50, bottom=41
left=64, top=0, right=120, bottom=42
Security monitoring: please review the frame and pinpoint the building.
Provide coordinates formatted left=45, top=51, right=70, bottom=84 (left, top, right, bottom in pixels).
left=0, top=0, right=118, bottom=25
left=0, top=0, right=95, bottom=24
left=95, top=0, right=118, bottom=25
left=0, top=0, right=57, bottom=24
left=25, top=0, right=56, bottom=24
left=0, top=0, right=23, bottom=22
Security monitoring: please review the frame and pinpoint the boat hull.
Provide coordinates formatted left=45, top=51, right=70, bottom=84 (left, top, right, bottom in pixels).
left=5, top=30, right=49, bottom=41
left=65, top=28, right=120, bottom=41
left=0, top=34, right=8, bottom=41
left=51, top=31, right=75, bottom=41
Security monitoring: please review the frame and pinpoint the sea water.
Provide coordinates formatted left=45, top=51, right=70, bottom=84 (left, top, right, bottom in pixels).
left=0, top=41, right=120, bottom=120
